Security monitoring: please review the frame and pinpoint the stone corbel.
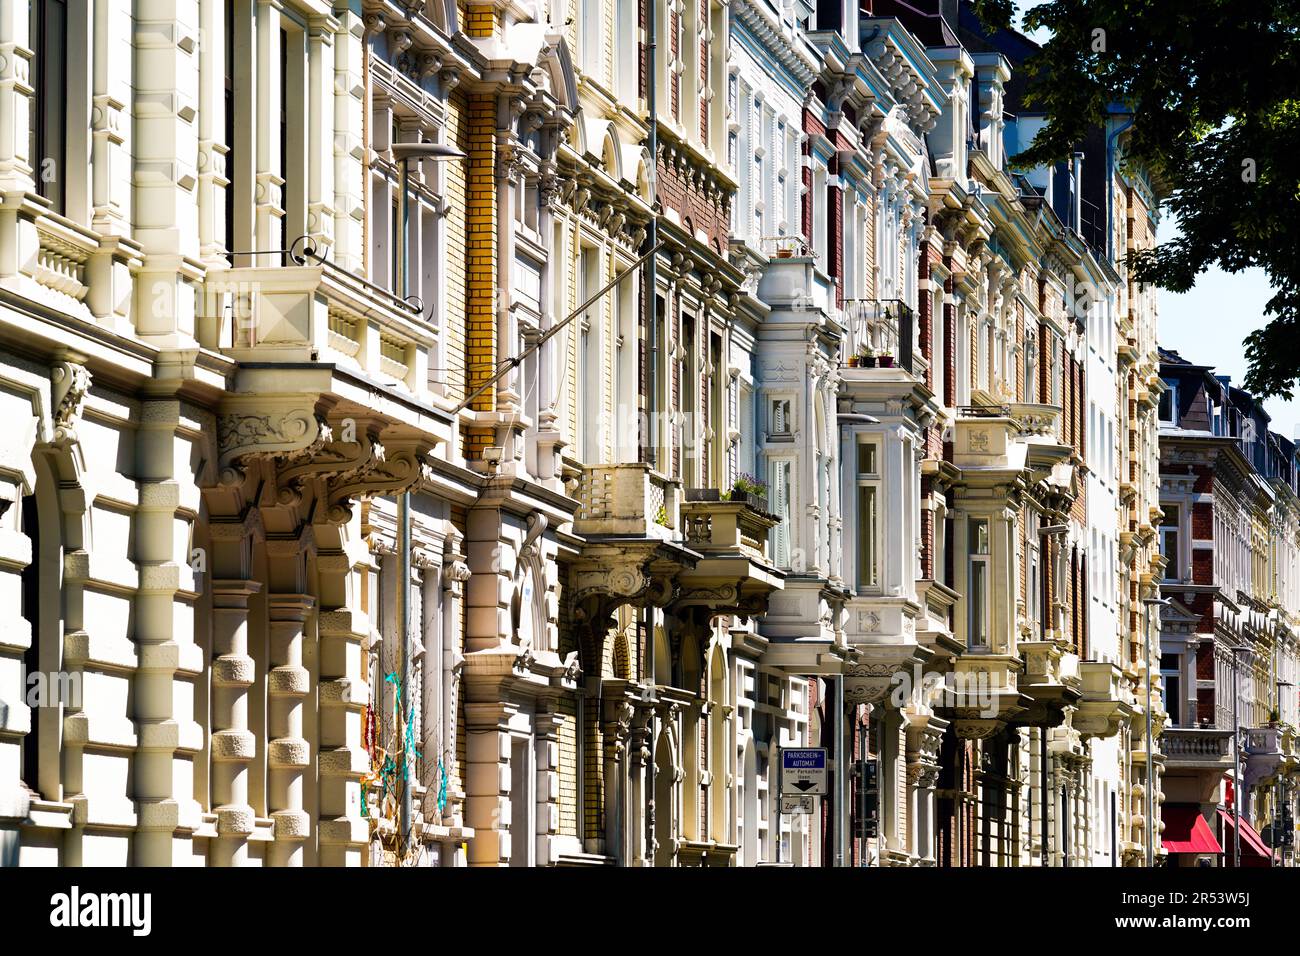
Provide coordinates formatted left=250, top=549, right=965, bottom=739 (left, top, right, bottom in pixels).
left=217, top=407, right=331, bottom=486
left=419, top=52, right=444, bottom=81
left=439, top=65, right=462, bottom=94
left=50, top=360, right=91, bottom=448
left=325, top=437, right=432, bottom=524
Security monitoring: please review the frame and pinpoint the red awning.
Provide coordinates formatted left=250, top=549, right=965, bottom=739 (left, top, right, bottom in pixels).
left=1218, top=809, right=1275, bottom=866
left=1162, top=806, right=1223, bottom=854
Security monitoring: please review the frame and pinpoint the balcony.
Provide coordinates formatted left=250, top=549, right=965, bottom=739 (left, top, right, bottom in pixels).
left=842, top=299, right=915, bottom=374
left=1074, top=661, right=1134, bottom=738
left=672, top=488, right=784, bottom=618
left=1243, top=726, right=1285, bottom=786
left=753, top=252, right=837, bottom=321
left=574, top=463, right=682, bottom=541
left=204, top=255, right=433, bottom=396
left=938, top=654, right=1026, bottom=739
left=570, top=464, right=697, bottom=615
left=1162, top=727, right=1234, bottom=772
left=842, top=597, right=931, bottom=706
left=1011, top=641, right=1082, bottom=728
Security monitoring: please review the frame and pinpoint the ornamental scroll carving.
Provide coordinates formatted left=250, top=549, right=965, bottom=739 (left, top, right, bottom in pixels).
left=218, top=410, right=431, bottom=523
left=50, top=361, right=91, bottom=447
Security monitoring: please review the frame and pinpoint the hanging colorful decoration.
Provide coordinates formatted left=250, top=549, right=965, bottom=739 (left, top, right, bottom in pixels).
left=361, top=672, right=424, bottom=864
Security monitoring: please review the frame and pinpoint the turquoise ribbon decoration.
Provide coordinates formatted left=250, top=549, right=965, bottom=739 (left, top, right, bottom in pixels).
left=437, top=758, right=448, bottom=814
left=403, top=713, right=421, bottom=783
left=385, top=671, right=402, bottom=710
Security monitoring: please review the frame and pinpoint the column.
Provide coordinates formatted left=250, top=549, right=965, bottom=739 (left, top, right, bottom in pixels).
left=463, top=701, right=514, bottom=866
left=209, top=577, right=262, bottom=866
left=197, top=0, right=227, bottom=265
left=266, top=591, right=315, bottom=865
left=603, top=696, right=634, bottom=864
left=332, top=8, right=366, bottom=271
left=134, top=398, right=205, bottom=866
left=439, top=536, right=469, bottom=837
left=254, top=0, right=283, bottom=265
left=132, top=0, right=202, bottom=340
left=535, top=707, right=564, bottom=865
left=316, top=605, right=369, bottom=866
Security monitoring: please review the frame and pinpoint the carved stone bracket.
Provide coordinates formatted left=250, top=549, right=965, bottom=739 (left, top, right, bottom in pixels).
left=50, top=360, right=91, bottom=447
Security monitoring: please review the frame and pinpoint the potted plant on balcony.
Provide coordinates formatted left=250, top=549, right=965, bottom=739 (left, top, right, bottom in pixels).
left=1269, top=708, right=1280, bottom=728
left=858, top=346, right=877, bottom=368
left=846, top=352, right=860, bottom=367
left=731, top=473, right=768, bottom=508
left=877, top=351, right=895, bottom=369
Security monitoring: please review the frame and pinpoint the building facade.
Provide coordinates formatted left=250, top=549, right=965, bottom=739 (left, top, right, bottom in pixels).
left=1157, top=353, right=1300, bottom=866
left=8, top=0, right=1286, bottom=868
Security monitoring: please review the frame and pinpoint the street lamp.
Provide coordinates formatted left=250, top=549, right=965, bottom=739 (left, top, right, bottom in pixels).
left=390, top=140, right=466, bottom=860
left=1142, top=596, right=1173, bottom=867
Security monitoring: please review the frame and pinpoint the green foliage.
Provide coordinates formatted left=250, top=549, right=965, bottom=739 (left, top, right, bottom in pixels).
left=973, top=0, right=1300, bottom=398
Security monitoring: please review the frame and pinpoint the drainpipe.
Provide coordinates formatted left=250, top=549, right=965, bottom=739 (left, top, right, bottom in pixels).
left=645, top=3, right=659, bottom=469
left=1104, top=114, right=1135, bottom=263
left=393, top=142, right=465, bottom=860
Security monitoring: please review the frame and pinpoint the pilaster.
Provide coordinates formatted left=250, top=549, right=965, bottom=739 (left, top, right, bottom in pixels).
left=208, top=577, right=262, bottom=866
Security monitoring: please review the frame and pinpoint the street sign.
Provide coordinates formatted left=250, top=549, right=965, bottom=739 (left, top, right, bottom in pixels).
left=781, top=747, right=827, bottom=796
left=781, top=794, right=814, bottom=815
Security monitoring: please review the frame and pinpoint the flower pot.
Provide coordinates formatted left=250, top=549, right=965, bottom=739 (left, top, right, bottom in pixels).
left=878, top=355, right=895, bottom=368
left=846, top=356, right=860, bottom=367
left=861, top=356, right=878, bottom=368
left=776, top=248, right=793, bottom=259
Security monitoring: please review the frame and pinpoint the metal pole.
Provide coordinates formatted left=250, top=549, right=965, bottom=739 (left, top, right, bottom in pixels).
left=644, top=0, right=659, bottom=469
left=395, top=155, right=414, bottom=859
left=1041, top=727, right=1050, bottom=867
left=1145, top=601, right=1154, bottom=867
left=643, top=0, right=660, bottom=868
left=454, top=241, right=663, bottom=414
left=835, top=674, right=846, bottom=866
left=1233, top=651, right=1242, bottom=868
left=643, top=609, right=656, bottom=866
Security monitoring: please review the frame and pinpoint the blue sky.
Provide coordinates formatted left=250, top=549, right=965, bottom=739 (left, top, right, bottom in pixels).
left=1012, top=3, right=1297, bottom=439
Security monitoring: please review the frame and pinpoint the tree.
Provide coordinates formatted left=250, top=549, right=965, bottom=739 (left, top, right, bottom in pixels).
left=973, top=0, right=1300, bottom=399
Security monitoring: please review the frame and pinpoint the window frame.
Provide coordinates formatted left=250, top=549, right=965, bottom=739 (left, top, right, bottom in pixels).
left=855, top=436, right=882, bottom=593
left=967, top=517, right=992, bottom=649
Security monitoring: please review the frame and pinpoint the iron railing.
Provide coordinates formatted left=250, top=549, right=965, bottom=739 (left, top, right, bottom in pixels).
left=842, top=298, right=914, bottom=373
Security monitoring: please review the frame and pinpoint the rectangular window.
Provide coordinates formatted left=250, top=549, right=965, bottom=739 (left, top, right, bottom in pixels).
left=29, top=0, right=68, bottom=214
left=968, top=518, right=991, bottom=647
left=1160, top=505, right=1180, bottom=582
left=1028, top=540, right=1041, bottom=639
left=1158, top=379, right=1178, bottom=424
left=1161, top=654, right=1182, bottom=726
left=771, top=460, right=794, bottom=567
left=770, top=398, right=792, bottom=436
left=855, top=438, right=882, bottom=591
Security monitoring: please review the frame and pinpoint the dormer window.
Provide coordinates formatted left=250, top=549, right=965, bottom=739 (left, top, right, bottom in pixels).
left=1158, top=378, right=1178, bottom=424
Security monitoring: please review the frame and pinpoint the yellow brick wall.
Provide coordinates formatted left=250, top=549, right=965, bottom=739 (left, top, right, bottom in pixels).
left=461, top=2, right=496, bottom=38
left=464, top=92, right=498, bottom=459
left=558, top=694, right=579, bottom=837
left=444, top=93, right=469, bottom=404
